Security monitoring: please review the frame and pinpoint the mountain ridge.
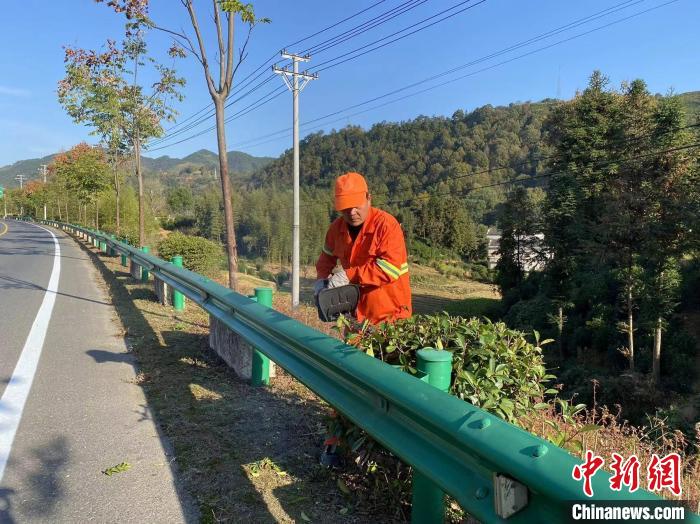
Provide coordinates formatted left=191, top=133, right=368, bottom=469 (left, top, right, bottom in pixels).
left=0, top=149, right=274, bottom=189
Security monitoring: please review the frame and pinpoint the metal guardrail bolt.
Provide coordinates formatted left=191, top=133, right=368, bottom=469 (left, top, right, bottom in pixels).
left=171, top=256, right=185, bottom=311
left=474, top=418, right=491, bottom=430
left=251, top=287, right=273, bottom=387
left=141, top=246, right=150, bottom=281
left=531, top=444, right=548, bottom=458
left=475, top=487, right=489, bottom=500
left=411, top=348, right=453, bottom=524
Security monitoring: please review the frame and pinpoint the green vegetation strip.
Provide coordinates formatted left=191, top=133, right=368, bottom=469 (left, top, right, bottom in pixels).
left=46, top=221, right=686, bottom=523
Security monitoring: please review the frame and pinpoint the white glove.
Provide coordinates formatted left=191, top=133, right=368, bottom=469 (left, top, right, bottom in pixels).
left=327, top=269, right=350, bottom=289
left=313, top=279, right=326, bottom=296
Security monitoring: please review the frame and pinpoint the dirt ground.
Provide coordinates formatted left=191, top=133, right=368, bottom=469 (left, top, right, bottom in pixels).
left=79, top=242, right=470, bottom=522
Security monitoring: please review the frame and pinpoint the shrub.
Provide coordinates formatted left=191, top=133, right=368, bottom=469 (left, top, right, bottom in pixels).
left=258, top=269, right=275, bottom=283
left=275, top=270, right=290, bottom=287
left=468, top=263, right=493, bottom=283
left=344, top=313, right=553, bottom=422
left=156, top=232, right=222, bottom=276
left=162, top=216, right=196, bottom=232
left=504, top=293, right=554, bottom=335
left=327, top=314, right=555, bottom=518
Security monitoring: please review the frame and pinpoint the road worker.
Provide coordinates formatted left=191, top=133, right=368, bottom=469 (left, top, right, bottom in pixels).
left=314, top=172, right=412, bottom=324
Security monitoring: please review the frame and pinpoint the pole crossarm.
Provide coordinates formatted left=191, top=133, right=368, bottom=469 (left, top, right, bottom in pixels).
left=34, top=219, right=699, bottom=524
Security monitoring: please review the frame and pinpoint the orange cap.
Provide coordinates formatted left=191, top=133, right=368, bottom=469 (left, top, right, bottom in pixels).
left=334, top=172, right=368, bottom=211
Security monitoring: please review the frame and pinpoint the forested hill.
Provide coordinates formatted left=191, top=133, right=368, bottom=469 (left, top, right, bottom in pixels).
left=252, top=100, right=556, bottom=208
left=251, top=90, right=700, bottom=220
left=0, top=149, right=274, bottom=189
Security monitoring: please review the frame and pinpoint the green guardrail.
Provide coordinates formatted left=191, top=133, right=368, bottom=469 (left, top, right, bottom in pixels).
left=38, top=220, right=699, bottom=524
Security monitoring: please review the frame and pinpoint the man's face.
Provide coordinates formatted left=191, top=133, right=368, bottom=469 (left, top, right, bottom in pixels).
left=340, top=195, right=371, bottom=227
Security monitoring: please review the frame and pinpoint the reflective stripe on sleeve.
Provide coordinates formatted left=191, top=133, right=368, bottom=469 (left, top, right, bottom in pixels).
left=322, top=245, right=333, bottom=256
left=377, top=258, right=408, bottom=280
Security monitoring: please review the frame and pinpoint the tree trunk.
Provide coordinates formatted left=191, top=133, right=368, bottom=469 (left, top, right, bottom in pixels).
left=114, top=165, right=121, bottom=235
left=652, top=318, right=662, bottom=387
left=214, top=97, right=239, bottom=291
left=95, top=201, right=99, bottom=230
left=627, top=287, right=634, bottom=371
left=65, top=201, right=69, bottom=223
left=558, top=304, right=564, bottom=359
left=135, top=135, right=145, bottom=246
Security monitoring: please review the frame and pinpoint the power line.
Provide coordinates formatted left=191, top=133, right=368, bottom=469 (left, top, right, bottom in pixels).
left=148, top=74, right=280, bottom=147
left=150, top=0, right=678, bottom=154
left=158, top=0, right=413, bottom=140
left=378, top=141, right=700, bottom=207
left=288, top=0, right=391, bottom=49
left=150, top=0, right=487, bottom=150
left=372, top=121, right=700, bottom=201
left=240, top=131, right=700, bottom=218
left=229, top=0, right=675, bottom=152
left=311, top=0, right=486, bottom=72
left=300, top=0, right=427, bottom=56
left=147, top=86, right=287, bottom=152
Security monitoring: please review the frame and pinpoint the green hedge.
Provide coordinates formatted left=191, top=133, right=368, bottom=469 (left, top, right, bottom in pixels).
left=345, top=313, right=552, bottom=422
left=157, top=232, right=222, bottom=276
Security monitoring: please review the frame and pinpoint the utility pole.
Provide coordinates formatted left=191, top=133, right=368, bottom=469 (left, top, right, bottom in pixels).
left=15, top=174, right=25, bottom=216
left=273, top=51, right=318, bottom=309
left=39, top=164, right=48, bottom=219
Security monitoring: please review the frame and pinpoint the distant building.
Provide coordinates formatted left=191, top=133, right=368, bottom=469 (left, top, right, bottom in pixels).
left=486, top=227, right=501, bottom=270
left=486, top=227, right=547, bottom=272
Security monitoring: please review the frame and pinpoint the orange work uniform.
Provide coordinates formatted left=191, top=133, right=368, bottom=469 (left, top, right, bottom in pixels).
left=316, top=207, right=412, bottom=324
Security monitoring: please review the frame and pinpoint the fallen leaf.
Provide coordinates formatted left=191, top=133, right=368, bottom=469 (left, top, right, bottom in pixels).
left=337, top=478, right=351, bottom=495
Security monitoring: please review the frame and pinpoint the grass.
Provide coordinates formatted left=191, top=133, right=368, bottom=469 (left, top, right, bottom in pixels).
left=240, top=259, right=502, bottom=320
left=74, top=241, right=700, bottom=520
left=76, top=240, right=366, bottom=523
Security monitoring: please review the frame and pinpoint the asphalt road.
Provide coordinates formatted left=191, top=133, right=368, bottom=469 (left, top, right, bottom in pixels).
left=0, top=220, right=196, bottom=523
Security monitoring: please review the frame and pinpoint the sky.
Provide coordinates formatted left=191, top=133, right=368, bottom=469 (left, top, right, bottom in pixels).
left=0, top=0, right=698, bottom=169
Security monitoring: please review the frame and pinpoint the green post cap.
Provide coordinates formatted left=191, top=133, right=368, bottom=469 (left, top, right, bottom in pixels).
left=254, top=287, right=273, bottom=308
left=416, top=348, right=453, bottom=362
left=416, top=348, right=453, bottom=394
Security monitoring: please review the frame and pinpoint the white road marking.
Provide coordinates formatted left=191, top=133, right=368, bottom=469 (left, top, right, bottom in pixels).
left=0, top=223, right=61, bottom=481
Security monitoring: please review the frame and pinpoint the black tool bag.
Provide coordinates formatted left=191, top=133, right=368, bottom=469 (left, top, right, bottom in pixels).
left=315, top=284, right=360, bottom=322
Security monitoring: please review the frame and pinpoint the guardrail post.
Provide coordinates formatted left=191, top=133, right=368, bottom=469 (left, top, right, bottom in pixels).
left=121, top=240, right=129, bottom=267
left=140, top=246, right=150, bottom=281
left=251, top=287, right=273, bottom=386
left=171, top=256, right=185, bottom=311
left=99, top=238, right=107, bottom=253
left=108, top=235, right=116, bottom=256
left=411, top=348, right=453, bottom=524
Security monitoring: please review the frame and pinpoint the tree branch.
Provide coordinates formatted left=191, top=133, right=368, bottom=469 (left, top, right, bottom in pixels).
left=213, top=0, right=226, bottom=91
left=229, top=21, right=253, bottom=94
left=150, top=23, right=202, bottom=65
left=184, top=0, right=218, bottom=97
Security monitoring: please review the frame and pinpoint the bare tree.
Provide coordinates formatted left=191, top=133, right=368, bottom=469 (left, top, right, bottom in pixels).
left=99, top=0, right=269, bottom=290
